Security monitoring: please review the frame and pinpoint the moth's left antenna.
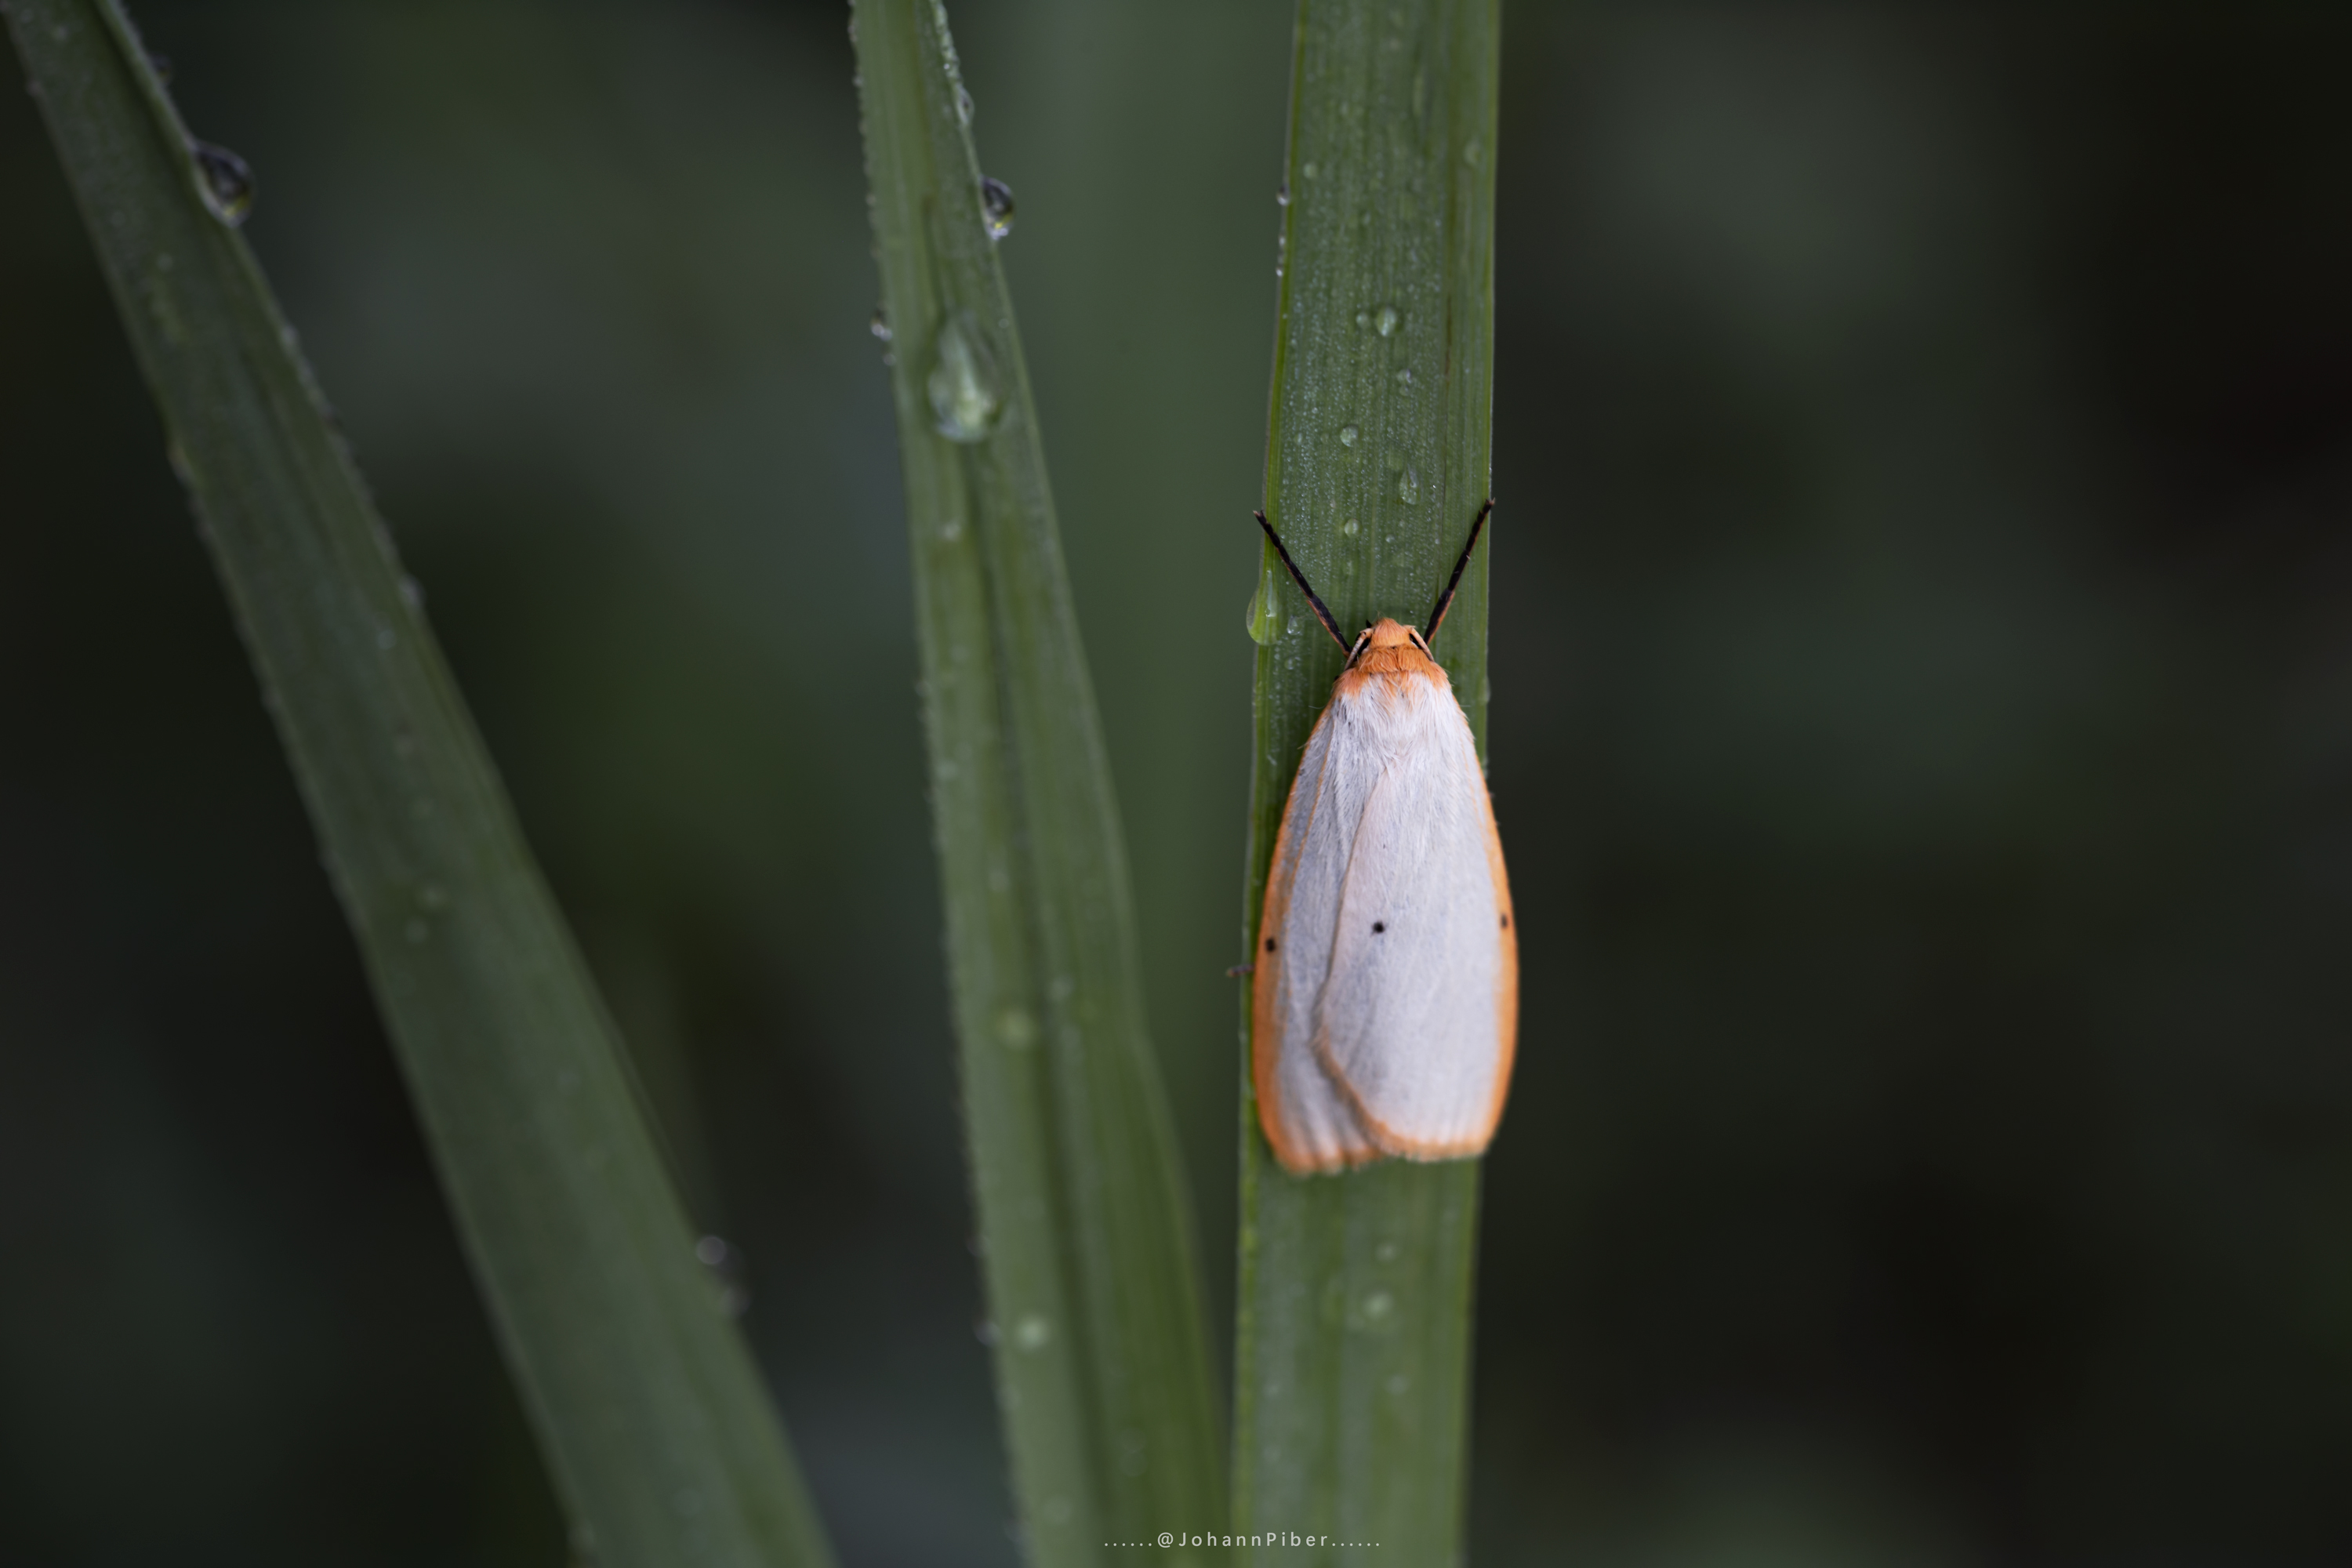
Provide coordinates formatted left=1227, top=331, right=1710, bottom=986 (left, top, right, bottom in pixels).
left=1255, top=511, right=1351, bottom=652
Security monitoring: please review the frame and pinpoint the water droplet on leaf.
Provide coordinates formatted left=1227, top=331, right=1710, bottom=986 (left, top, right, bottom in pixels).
left=1339, top=424, right=1358, bottom=447
left=191, top=142, right=255, bottom=226
left=1375, top=305, right=1399, bottom=336
left=1275, top=180, right=1290, bottom=206
left=1244, top=564, right=1281, bottom=644
left=980, top=176, right=1015, bottom=240
left=955, top=84, right=974, bottom=125
left=927, top=311, right=1004, bottom=443
left=1014, top=1313, right=1052, bottom=1351
left=869, top=307, right=892, bottom=342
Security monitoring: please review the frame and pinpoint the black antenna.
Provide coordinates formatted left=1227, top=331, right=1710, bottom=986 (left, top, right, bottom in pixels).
left=1422, top=498, right=1495, bottom=642
left=1254, top=511, right=1351, bottom=652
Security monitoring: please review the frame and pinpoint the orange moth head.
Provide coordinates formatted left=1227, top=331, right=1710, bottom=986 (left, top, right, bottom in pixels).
left=1345, top=618, right=1441, bottom=681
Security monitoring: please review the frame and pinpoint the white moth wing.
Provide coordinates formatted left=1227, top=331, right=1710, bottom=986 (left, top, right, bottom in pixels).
left=1257, top=704, right=1381, bottom=1170
left=1312, top=679, right=1506, bottom=1156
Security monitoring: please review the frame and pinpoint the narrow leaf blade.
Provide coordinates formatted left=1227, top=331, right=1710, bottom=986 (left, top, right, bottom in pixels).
left=850, top=2, right=1228, bottom=1563
left=1235, top=1, right=1503, bottom=1562
left=7, top=6, right=834, bottom=1564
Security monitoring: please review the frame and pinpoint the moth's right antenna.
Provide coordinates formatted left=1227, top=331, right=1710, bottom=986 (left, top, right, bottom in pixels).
left=1423, top=497, right=1496, bottom=642
left=1255, top=511, right=1351, bottom=652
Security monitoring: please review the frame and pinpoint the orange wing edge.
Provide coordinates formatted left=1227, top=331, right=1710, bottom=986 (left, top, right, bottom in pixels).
left=1251, top=708, right=1382, bottom=1177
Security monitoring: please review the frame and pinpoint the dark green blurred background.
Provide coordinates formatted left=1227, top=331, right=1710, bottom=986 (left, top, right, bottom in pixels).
left=5, top=3, right=2350, bottom=1563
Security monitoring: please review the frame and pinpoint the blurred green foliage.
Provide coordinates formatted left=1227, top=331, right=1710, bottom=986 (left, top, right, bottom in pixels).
left=2, top=4, right=2350, bottom=1566
left=10, top=3, right=835, bottom=1563
left=849, top=0, right=1224, bottom=1556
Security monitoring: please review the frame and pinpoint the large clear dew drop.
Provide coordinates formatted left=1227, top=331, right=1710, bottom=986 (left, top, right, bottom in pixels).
left=1244, top=563, right=1282, bottom=644
left=927, top=311, right=1004, bottom=443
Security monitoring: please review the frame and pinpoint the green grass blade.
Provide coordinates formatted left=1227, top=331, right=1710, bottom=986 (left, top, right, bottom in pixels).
left=1234, top=2, right=1502, bottom=1563
left=849, top=2, right=1228, bottom=1563
left=6, top=6, right=834, bottom=1564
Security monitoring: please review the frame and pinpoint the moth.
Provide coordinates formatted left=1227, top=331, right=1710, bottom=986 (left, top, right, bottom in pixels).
left=1250, top=500, right=1516, bottom=1174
